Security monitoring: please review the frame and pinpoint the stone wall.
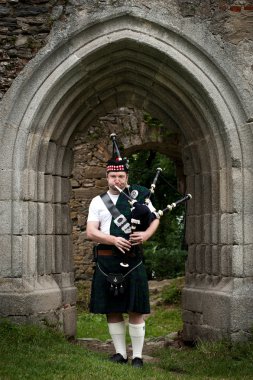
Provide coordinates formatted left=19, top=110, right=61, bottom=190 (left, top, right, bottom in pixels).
left=70, top=132, right=108, bottom=281
left=0, top=0, right=66, bottom=99
left=1, top=1, right=253, bottom=100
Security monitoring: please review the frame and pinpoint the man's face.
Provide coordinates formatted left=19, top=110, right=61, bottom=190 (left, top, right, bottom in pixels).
left=107, top=171, right=128, bottom=192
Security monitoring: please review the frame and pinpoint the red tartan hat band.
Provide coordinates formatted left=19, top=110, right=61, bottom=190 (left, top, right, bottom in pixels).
left=106, top=159, right=129, bottom=173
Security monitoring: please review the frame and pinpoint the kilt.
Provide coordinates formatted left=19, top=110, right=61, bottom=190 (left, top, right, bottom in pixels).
left=89, top=247, right=150, bottom=315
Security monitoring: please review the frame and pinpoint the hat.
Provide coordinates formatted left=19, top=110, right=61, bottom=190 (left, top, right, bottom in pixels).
left=106, top=158, right=129, bottom=173
left=106, top=133, right=129, bottom=173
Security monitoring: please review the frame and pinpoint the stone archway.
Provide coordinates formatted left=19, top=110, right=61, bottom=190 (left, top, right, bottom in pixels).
left=0, top=12, right=252, bottom=340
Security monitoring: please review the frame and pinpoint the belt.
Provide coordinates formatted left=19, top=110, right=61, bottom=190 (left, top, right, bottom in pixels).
left=97, top=250, right=114, bottom=256
left=97, top=249, right=135, bottom=257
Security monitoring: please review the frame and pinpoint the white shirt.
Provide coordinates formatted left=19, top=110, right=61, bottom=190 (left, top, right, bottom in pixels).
left=87, top=191, right=119, bottom=235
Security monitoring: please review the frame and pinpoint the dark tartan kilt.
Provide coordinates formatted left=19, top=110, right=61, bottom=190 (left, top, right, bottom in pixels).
left=89, top=254, right=150, bottom=315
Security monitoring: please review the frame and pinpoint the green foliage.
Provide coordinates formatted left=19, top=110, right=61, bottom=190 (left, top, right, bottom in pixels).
left=128, top=148, right=188, bottom=279
left=160, top=278, right=184, bottom=305
left=145, top=307, right=183, bottom=337
left=144, top=242, right=187, bottom=280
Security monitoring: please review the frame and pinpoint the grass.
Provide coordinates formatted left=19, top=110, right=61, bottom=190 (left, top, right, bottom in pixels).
left=77, top=306, right=183, bottom=341
left=1, top=277, right=253, bottom=379
left=1, top=317, right=253, bottom=380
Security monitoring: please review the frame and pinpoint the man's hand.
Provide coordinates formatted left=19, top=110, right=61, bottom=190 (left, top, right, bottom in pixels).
left=129, top=218, right=160, bottom=245
left=114, top=236, right=132, bottom=253
left=129, top=231, right=148, bottom=245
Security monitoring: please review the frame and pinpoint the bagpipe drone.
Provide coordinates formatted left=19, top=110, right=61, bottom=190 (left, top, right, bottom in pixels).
left=108, top=133, right=192, bottom=266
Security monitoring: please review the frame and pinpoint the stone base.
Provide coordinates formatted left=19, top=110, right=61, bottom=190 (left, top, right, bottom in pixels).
left=182, top=276, right=253, bottom=342
left=0, top=276, right=77, bottom=337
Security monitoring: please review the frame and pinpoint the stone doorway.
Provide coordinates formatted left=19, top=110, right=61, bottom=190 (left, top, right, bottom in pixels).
left=0, top=13, right=252, bottom=341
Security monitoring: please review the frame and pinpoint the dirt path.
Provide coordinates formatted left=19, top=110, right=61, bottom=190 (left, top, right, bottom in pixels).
left=77, top=330, right=185, bottom=360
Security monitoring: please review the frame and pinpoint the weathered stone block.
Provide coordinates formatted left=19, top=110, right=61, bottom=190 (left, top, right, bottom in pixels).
left=211, top=213, right=219, bottom=244
left=0, top=201, right=11, bottom=234
left=0, top=170, right=12, bottom=200
left=182, top=287, right=203, bottom=312
left=54, top=204, right=71, bottom=234
left=38, top=202, right=54, bottom=234
left=53, top=176, right=71, bottom=203
left=62, top=305, right=76, bottom=337
left=244, top=168, right=253, bottom=214
left=37, top=235, right=46, bottom=275
left=243, top=244, right=253, bottom=277
left=244, top=213, right=253, bottom=244
left=37, top=172, right=54, bottom=202
left=22, top=235, right=37, bottom=277
left=36, top=234, right=54, bottom=275
left=203, top=213, right=211, bottom=243
left=0, top=235, right=12, bottom=276
left=62, top=286, right=77, bottom=305
left=46, top=235, right=55, bottom=274
left=204, top=245, right=212, bottom=274
left=12, top=235, right=23, bottom=277
left=219, top=168, right=232, bottom=213
left=220, top=212, right=243, bottom=245
left=220, top=245, right=232, bottom=276
left=28, top=202, right=38, bottom=234
left=231, top=244, right=244, bottom=277
left=231, top=280, right=253, bottom=331
left=231, top=168, right=244, bottom=213
left=55, top=235, right=63, bottom=273
left=195, top=244, right=205, bottom=274
left=211, top=245, right=220, bottom=276
left=62, top=235, right=73, bottom=272
left=0, top=126, right=17, bottom=170
left=44, top=141, right=57, bottom=174
left=187, top=244, right=196, bottom=273
left=24, top=169, right=38, bottom=201
left=73, top=187, right=102, bottom=199
left=182, top=309, right=195, bottom=324
left=83, top=166, right=106, bottom=179
left=195, top=215, right=202, bottom=244
left=185, top=215, right=195, bottom=245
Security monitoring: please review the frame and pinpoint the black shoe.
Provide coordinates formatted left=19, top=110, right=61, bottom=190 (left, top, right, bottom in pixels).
left=131, top=357, right=143, bottom=368
left=109, top=353, right=128, bottom=364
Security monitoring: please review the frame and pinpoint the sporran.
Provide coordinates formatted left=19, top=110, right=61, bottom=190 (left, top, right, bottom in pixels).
left=106, top=273, right=126, bottom=296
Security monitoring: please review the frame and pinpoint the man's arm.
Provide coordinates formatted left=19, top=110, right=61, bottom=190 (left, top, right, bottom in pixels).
left=87, top=221, right=132, bottom=253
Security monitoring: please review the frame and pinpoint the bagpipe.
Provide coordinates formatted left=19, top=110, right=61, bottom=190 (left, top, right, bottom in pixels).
left=110, top=133, right=192, bottom=232
left=109, top=134, right=192, bottom=267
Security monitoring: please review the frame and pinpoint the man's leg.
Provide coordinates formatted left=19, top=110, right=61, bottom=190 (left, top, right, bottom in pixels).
left=128, top=313, right=145, bottom=367
left=107, top=313, right=127, bottom=362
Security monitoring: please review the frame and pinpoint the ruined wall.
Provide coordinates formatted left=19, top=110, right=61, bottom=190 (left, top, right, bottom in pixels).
left=1, top=0, right=253, bottom=340
left=1, top=1, right=253, bottom=100
left=0, top=0, right=68, bottom=100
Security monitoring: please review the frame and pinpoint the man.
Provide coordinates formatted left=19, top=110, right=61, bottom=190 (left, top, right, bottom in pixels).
left=86, top=146, right=159, bottom=368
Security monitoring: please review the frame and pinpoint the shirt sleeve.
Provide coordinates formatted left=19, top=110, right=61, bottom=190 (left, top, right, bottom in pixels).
left=87, top=197, right=100, bottom=222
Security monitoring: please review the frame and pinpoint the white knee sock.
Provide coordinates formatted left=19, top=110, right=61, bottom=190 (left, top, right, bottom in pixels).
left=129, top=322, right=145, bottom=359
left=108, top=321, right=127, bottom=359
